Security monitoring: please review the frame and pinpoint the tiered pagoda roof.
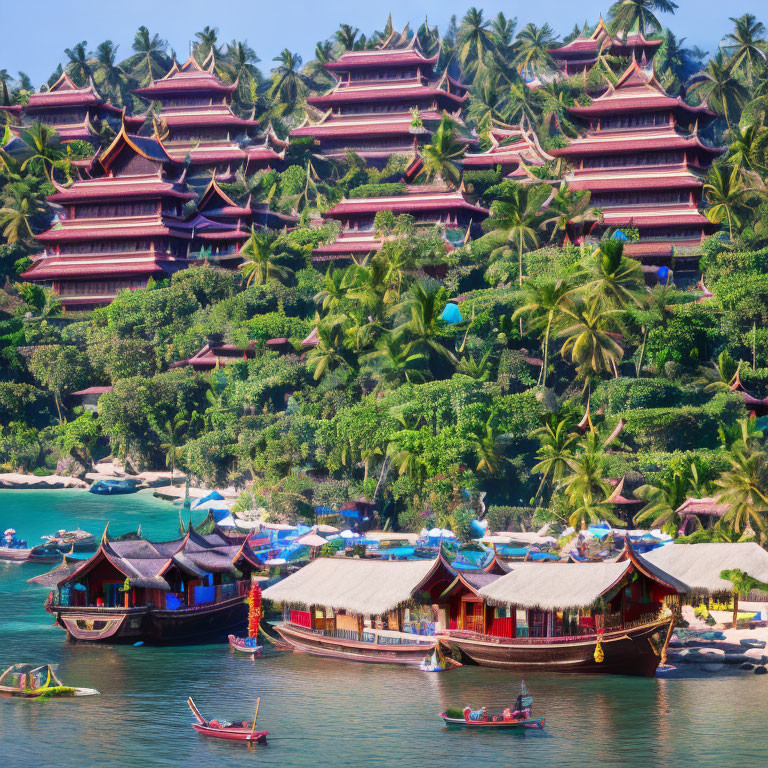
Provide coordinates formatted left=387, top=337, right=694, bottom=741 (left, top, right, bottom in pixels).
left=550, top=18, right=663, bottom=75
left=291, top=28, right=475, bottom=164
left=0, top=71, right=143, bottom=143
left=22, top=126, right=230, bottom=308
left=552, top=61, right=721, bottom=265
left=462, top=122, right=554, bottom=177
left=133, top=53, right=285, bottom=175
left=313, top=183, right=488, bottom=262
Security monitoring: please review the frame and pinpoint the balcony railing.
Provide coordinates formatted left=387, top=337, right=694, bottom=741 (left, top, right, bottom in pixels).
left=287, top=622, right=435, bottom=647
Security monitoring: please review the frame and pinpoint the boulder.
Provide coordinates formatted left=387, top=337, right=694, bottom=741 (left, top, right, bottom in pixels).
left=740, top=639, right=767, bottom=650
left=740, top=662, right=755, bottom=670
left=754, top=666, right=768, bottom=675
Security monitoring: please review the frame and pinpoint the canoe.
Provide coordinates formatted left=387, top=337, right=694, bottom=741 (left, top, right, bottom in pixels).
left=0, top=663, right=99, bottom=698
left=228, top=634, right=263, bottom=655
left=89, top=479, right=138, bottom=495
left=0, top=547, right=33, bottom=563
left=188, top=697, right=268, bottom=744
left=440, top=713, right=545, bottom=729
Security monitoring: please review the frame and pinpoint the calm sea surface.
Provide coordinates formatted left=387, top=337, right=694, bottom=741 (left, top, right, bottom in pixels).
left=0, top=489, right=766, bottom=768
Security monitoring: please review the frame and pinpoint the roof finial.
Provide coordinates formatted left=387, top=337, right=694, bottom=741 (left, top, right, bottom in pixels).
left=100, top=522, right=110, bottom=545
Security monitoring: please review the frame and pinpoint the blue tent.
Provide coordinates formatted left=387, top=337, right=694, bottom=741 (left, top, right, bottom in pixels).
left=191, top=490, right=225, bottom=509
left=440, top=302, right=463, bottom=325
left=612, top=230, right=628, bottom=241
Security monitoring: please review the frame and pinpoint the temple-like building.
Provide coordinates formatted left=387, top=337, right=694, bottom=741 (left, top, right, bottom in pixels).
left=0, top=72, right=143, bottom=144
left=132, top=54, right=286, bottom=177
left=291, top=28, right=474, bottom=165
left=21, top=126, right=232, bottom=309
left=550, top=18, right=663, bottom=76
left=462, top=122, right=553, bottom=179
left=312, top=183, right=488, bottom=262
left=550, top=61, right=721, bottom=266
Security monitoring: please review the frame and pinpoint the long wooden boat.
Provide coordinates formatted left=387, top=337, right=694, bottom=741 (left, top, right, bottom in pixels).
left=0, top=663, right=99, bottom=698
left=0, top=547, right=33, bottom=563
left=228, top=634, right=263, bottom=655
left=50, top=593, right=248, bottom=644
left=441, top=713, right=545, bottom=729
left=274, top=621, right=437, bottom=665
left=439, top=615, right=673, bottom=677
left=188, top=697, right=268, bottom=743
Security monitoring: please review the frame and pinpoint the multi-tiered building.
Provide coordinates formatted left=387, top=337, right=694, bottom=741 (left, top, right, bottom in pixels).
left=132, top=54, right=286, bottom=178
left=21, top=126, right=234, bottom=309
left=462, top=122, right=554, bottom=179
left=0, top=71, right=143, bottom=144
left=551, top=61, right=720, bottom=267
left=550, top=18, right=663, bottom=76
left=291, top=28, right=474, bottom=165
left=313, top=184, right=488, bottom=263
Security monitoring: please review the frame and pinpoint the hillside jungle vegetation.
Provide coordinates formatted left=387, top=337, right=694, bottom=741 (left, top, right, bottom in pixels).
left=3, top=5, right=768, bottom=541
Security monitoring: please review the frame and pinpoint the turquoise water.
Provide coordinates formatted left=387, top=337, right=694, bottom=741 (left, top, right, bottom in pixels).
left=1, top=490, right=767, bottom=768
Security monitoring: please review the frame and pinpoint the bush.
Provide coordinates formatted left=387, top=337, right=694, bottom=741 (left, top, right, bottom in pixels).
left=348, top=183, right=406, bottom=198
left=485, top=505, right=536, bottom=531
left=592, top=378, right=703, bottom=414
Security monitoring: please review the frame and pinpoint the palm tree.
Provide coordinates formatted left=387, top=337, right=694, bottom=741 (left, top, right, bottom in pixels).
left=725, top=123, right=768, bottom=175
left=268, top=50, right=310, bottom=116
left=557, top=296, right=625, bottom=382
left=490, top=12, right=517, bottom=60
left=91, top=41, right=127, bottom=106
left=0, top=69, right=12, bottom=105
left=306, top=318, right=352, bottom=380
left=608, top=0, right=679, bottom=37
left=18, top=122, right=65, bottom=182
left=223, top=40, right=262, bottom=103
left=689, top=52, right=749, bottom=129
left=416, top=114, right=466, bottom=188
left=467, top=417, right=507, bottom=475
left=194, top=26, right=220, bottom=62
left=64, top=41, right=92, bottom=85
left=467, top=79, right=510, bottom=135
left=0, top=182, right=47, bottom=244
left=314, top=267, right=350, bottom=313
left=391, top=282, right=456, bottom=372
left=512, top=278, right=571, bottom=387
left=560, top=431, right=620, bottom=529
left=532, top=413, right=578, bottom=503
left=335, top=24, right=361, bottom=51
left=154, top=413, right=188, bottom=485
left=633, top=468, right=697, bottom=529
left=238, top=227, right=292, bottom=287
left=305, top=41, right=336, bottom=88
left=720, top=568, right=768, bottom=627
left=456, top=8, right=497, bottom=79
left=514, top=23, right=558, bottom=79
left=723, top=14, right=767, bottom=89
left=578, top=239, right=645, bottom=310
left=703, top=164, right=746, bottom=239
left=715, top=448, right=768, bottom=539
left=696, top=351, right=740, bottom=393
left=362, top=334, right=429, bottom=388
left=483, top=182, right=552, bottom=286
left=125, top=27, right=169, bottom=86
left=506, top=78, right=542, bottom=126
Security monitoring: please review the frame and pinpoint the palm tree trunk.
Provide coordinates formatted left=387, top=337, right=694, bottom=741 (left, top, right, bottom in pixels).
left=541, top=310, right=553, bottom=388
left=636, top=327, right=647, bottom=378
left=54, top=391, right=63, bottom=425
left=732, top=592, right=739, bottom=628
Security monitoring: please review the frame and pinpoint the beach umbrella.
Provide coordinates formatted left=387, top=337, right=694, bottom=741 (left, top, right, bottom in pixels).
left=191, top=491, right=225, bottom=510
left=419, top=528, right=428, bottom=538
left=315, top=523, right=339, bottom=534
left=657, top=266, right=670, bottom=282
left=294, top=532, right=328, bottom=548
left=339, top=530, right=359, bottom=539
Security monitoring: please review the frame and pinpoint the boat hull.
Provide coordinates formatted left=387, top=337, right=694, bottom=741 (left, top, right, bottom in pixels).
left=51, top=595, right=248, bottom=645
left=0, top=548, right=32, bottom=563
left=440, top=618, right=672, bottom=677
left=192, top=724, right=268, bottom=743
left=441, top=715, right=545, bottom=729
left=274, top=622, right=436, bottom=665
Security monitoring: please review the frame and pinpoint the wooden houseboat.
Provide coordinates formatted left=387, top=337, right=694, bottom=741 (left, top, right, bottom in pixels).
left=435, top=552, right=681, bottom=676
left=36, top=527, right=261, bottom=644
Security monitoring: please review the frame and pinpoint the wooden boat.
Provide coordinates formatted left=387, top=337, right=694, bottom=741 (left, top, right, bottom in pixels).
left=440, top=614, right=673, bottom=677
left=440, top=682, right=544, bottom=729
left=0, top=664, right=99, bottom=698
left=188, top=697, right=268, bottom=743
left=274, top=621, right=436, bottom=665
left=228, top=634, right=262, bottom=655
left=1, top=529, right=32, bottom=562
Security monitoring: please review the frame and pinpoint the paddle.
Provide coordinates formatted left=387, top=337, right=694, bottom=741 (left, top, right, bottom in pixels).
left=248, top=697, right=261, bottom=742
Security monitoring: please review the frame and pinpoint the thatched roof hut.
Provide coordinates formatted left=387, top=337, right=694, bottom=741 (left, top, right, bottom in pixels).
left=479, top=562, right=631, bottom=610
left=262, top=557, right=436, bottom=615
left=640, top=543, right=768, bottom=595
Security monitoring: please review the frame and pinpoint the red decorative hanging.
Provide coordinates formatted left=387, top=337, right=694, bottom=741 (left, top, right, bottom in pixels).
left=247, top=581, right=262, bottom=639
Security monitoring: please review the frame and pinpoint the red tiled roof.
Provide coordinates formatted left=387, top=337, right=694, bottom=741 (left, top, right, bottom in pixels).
left=71, top=386, right=113, bottom=396
left=47, top=177, right=196, bottom=203
left=326, top=48, right=438, bottom=70
left=551, top=131, right=721, bottom=157
left=307, top=85, right=466, bottom=107
left=568, top=171, right=704, bottom=192
left=21, top=257, right=178, bottom=280
left=160, top=111, right=259, bottom=129
left=290, top=111, right=445, bottom=139
left=325, top=190, right=488, bottom=218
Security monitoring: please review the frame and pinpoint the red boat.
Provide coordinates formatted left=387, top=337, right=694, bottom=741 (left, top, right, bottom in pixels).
left=188, top=697, right=268, bottom=743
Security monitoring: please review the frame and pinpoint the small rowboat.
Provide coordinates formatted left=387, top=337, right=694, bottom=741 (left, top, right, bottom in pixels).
left=228, top=634, right=263, bottom=655
left=188, top=697, right=268, bottom=743
left=440, top=681, right=544, bottom=730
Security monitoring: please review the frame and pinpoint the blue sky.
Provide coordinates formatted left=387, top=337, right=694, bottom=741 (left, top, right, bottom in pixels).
left=2, top=0, right=755, bottom=87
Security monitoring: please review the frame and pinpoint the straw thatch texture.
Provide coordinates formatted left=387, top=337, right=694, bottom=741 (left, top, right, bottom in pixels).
left=262, top=557, right=435, bottom=615
left=641, top=543, right=768, bottom=595
left=479, top=562, right=630, bottom=610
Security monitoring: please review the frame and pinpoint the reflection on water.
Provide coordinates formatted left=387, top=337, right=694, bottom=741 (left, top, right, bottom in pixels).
left=1, top=491, right=767, bottom=768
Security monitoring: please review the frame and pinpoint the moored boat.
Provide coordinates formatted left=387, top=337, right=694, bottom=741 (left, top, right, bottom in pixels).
left=0, top=663, right=99, bottom=698
left=27, top=529, right=96, bottom=563
left=0, top=529, right=32, bottom=562
left=188, top=697, right=268, bottom=743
